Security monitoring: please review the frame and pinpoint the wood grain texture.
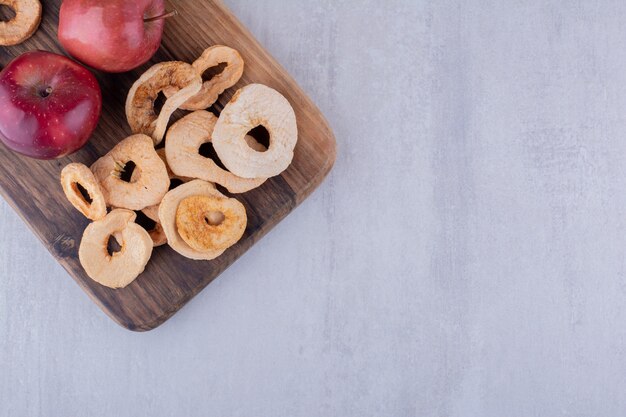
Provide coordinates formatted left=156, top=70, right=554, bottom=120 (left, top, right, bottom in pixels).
left=0, top=0, right=335, bottom=331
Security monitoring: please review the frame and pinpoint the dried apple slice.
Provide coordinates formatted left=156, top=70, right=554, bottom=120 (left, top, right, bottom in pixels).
left=212, top=84, right=298, bottom=179
left=126, top=61, right=202, bottom=145
left=60, top=163, right=107, bottom=221
left=159, top=180, right=246, bottom=260
left=0, top=0, right=41, bottom=46
left=176, top=194, right=246, bottom=253
left=91, top=134, right=169, bottom=210
left=79, top=209, right=153, bottom=289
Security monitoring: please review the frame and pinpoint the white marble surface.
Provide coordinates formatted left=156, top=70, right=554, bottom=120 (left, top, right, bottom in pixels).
left=3, top=0, right=626, bottom=415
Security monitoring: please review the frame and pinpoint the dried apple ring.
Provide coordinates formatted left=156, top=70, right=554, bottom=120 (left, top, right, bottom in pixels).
left=126, top=61, right=202, bottom=145
left=166, top=110, right=266, bottom=193
left=78, top=209, right=153, bottom=289
left=176, top=195, right=246, bottom=253
left=164, top=45, right=244, bottom=111
left=91, top=134, right=169, bottom=211
left=212, top=84, right=298, bottom=179
left=159, top=180, right=232, bottom=260
left=60, top=163, right=107, bottom=221
left=0, top=0, right=41, bottom=46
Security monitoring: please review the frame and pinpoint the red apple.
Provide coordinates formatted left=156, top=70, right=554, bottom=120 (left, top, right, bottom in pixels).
left=0, top=51, right=102, bottom=160
left=58, top=0, right=167, bottom=73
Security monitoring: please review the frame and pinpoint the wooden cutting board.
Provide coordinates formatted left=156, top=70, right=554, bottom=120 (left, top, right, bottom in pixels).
left=0, top=0, right=336, bottom=331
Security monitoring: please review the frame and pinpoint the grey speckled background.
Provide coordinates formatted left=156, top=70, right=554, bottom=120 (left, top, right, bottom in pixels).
left=3, top=0, right=626, bottom=416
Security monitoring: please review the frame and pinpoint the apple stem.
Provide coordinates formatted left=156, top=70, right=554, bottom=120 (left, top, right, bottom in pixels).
left=144, top=10, right=178, bottom=23
left=38, top=86, right=53, bottom=98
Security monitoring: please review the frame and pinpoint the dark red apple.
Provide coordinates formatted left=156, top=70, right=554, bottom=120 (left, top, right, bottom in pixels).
left=0, top=51, right=102, bottom=160
left=58, top=0, right=167, bottom=73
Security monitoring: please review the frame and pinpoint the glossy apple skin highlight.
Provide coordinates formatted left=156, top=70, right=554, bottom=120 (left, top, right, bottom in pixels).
left=58, top=0, right=165, bottom=73
left=0, top=51, right=102, bottom=160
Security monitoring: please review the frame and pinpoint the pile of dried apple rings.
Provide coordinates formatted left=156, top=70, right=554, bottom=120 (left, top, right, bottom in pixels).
left=60, top=45, right=298, bottom=289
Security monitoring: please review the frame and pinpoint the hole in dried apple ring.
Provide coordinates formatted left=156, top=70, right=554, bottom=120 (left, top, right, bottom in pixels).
left=153, top=91, right=167, bottom=114
left=106, top=234, right=122, bottom=256
left=201, top=62, right=228, bottom=84
left=204, top=211, right=225, bottom=226
left=118, top=161, right=138, bottom=183
left=246, top=126, right=270, bottom=152
left=75, top=182, right=93, bottom=204
left=0, top=4, right=16, bottom=22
